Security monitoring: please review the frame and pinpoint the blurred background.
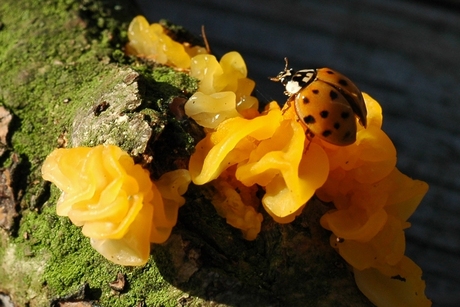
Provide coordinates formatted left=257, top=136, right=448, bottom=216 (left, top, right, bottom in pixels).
left=135, top=0, right=460, bottom=305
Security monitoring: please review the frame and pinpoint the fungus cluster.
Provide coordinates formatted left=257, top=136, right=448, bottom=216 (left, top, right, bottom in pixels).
left=126, top=15, right=207, bottom=69
left=40, top=15, right=431, bottom=306
left=185, top=51, right=259, bottom=128
left=41, top=145, right=190, bottom=266
left=314, top=94, right=430, bottom=306
left=189, top=102, right=329, bottom=225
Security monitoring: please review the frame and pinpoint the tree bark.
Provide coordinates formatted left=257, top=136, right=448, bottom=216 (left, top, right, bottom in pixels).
left=0, top=0, right=373, bottom=306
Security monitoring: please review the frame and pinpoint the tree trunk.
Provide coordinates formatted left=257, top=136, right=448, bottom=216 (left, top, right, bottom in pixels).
left=0, top=0, right=372, bottom=306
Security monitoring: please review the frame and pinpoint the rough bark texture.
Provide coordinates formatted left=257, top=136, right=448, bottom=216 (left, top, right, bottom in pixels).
left=0, top=1, right=373, bottom=306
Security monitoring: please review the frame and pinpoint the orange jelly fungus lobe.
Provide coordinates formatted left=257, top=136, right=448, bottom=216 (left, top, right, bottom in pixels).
left=185, top=52, right=259, bottom=128
left=190, top=102, right=329, bottom=223
left=210, top=174, right=263, bottom=240
left=41, top=145, right=191, bottom=266
left=354, top=257, right=431, bottom=307
left=126, top=15, right=207, bottom=69
left=153, top=169, right=191, bottom=243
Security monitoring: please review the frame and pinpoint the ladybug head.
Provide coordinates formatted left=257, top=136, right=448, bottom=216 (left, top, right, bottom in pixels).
left=269, top=57, right=293, bottom=85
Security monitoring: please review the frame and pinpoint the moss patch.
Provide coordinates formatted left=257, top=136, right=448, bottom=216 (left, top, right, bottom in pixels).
left=9, top=201, right=181, bottom=307
left=32, top=206, right=172, bottom=305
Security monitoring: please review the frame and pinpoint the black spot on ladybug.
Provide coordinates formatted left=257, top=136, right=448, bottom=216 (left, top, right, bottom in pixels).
left=320, top=110, right=329, bottom=118
left=302, top=96, right=310, bottom=104
left=326, top=70, right=334, bottom=74
left=341, top=111, right=350, bottom=119
left=343, top=131, right=351, bottom=140
left=312, top=89, right=319, bottom=94
left=304, top=115, right=316, bottom=124
left=329, top=90, right=338, bottom=100
left=322, top=130, right=332, bottom=137
left=334, top=122, right=340, bottom=129
left=338, top=79, right=348, bottom=86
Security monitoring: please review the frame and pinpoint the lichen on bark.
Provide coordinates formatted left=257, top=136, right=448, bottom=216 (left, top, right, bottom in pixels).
left=71, top=67, right=152, bottom=156
left=0, top=0, right=373, bottom=306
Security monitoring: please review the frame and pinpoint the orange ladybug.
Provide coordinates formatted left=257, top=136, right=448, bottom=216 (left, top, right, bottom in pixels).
left=271, top=59, right=367, bottom=146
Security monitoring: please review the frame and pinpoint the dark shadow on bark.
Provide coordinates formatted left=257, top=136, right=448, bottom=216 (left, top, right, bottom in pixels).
left=152, top=191, right=373, bottom=307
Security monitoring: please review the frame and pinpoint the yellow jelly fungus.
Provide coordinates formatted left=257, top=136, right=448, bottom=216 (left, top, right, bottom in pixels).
left=185, top=52, right=259, bottom=128
left=153, top=169, right=191, bottom=243
left=190, top=52, right=246, bottom=94
left=313, top=93, right=430, bottom=305
left=354, top=257, right=431, bottom=307
left=190, top=54, right=226, bottom=94
left=328, top=216, right=406, bottom=271
left=321, top=169, right=428, bottom=270
left=185, top=91, right=241, bottom=129
left=190, top=102, right=329, bottom=224
left=189, top=105, right=282, bottom=184
left=210, top=173, right=263, bottom=240
left=235, top=119, right=329, bottom=223
left=126, top=16, right=207, bottom=69
left=41, top=145, right=191, bottom=266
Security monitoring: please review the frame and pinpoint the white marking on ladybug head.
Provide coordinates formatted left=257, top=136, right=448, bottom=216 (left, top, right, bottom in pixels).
left=285, top=80, right=302, bottom=94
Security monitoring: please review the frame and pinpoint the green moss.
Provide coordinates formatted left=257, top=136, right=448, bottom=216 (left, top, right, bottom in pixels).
left=9, top=190, right=179, bottom=307
left=150, top=66, right=199, bottom=95
left=0, top=0, right=127, bottom=192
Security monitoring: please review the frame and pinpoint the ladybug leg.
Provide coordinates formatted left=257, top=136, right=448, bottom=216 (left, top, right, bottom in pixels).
left=304, top=129, right=315, bottom=152
left=281, top=95, right=295, bottom=115
left=306, top=129, right=315, bottom=140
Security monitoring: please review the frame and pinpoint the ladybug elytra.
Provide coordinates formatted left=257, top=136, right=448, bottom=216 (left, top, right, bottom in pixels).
left=271, top=58, right=367, bottom=146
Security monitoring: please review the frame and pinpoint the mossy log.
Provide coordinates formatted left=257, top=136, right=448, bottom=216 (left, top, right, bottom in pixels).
left=0, top=0, right=373, bottom=306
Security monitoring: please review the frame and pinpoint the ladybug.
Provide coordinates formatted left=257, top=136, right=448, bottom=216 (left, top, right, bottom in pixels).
left=271, top=58, right=367, bottom=146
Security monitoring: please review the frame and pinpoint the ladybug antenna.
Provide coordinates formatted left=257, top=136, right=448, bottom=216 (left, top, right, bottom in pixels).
left=269, top=57, right=292, bottom=82
left=283, top=57, right=289, bottom=71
